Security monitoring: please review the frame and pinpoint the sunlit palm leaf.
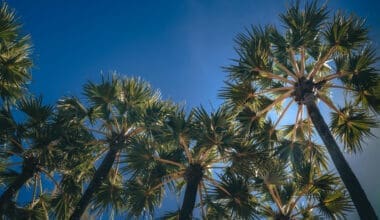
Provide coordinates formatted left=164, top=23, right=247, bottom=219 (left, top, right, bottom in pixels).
left=0, top=2, right=32, bottom=106
left=317, top=188, right=353, bottom=219
left=330, top=104, right=377, bottom=153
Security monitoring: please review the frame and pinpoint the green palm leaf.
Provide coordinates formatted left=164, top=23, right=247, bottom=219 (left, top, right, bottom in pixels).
left=207, top=173, right=260, bottom=219
left=324, top=13, right=368, bottom=52
left=125, top=178, right=163, bottom=218
left=280, top=0, right=328, bottom=48
left=0, top=2, right=32, bottom=106
left=317, top=188, right=353, bottom=219
left=91, top=170, right=125, bottom=215
left=330, top=104, right=377, bottom=153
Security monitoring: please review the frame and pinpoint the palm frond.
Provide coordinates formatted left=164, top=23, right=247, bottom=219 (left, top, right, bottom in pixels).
left=124, top=178, right=163, bottom=218
left=91, top=169, right=125, bottom=215
left=337, top=46, right=380, bottom=112
left=280, top=0, right=328, bottom=48
left=317, top=187, right=353, bottom=219
left=0, top=3, right=32, bottom=105
left=330, top=104, right=377, bottom=153
left=17, top=96, right=53, bottom=126
left=207, top=173, right=261, bottom=219
left=324, top=12, right=368, bottom=52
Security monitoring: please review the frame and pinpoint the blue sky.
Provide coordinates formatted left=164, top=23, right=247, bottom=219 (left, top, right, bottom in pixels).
left=7, top=0, right=380, bottom=218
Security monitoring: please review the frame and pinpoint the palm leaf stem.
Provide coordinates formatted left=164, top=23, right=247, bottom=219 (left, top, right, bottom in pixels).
left=113, top=152, right=120, bottom=183
left=205, top=166, right=225, bottom=169
left=300, top=47, right=306, bottom=76
left=39, top=166, right=61, bottom=191
left=179, top=136, right=192, bottom=164
left=308, top=46, right=336, bottom=79
left=273, top=58, right=298, bottom=80
left=289, top=48, right=300, bottom=76
left=9, top=138, right=24, bottom=152
left=316, top=94, right=342, bottom=116
left=327, top=84, right=355, bottom=91
left=153, top=156, right=185, bottom=168
left=292, top=104, right=303, bottom=143
left=258, top=69, right=295, bottom=85
left=204, top=176, right=231, bottom=196
left=272, top=100, right=294, bottom=133
left=253, top=87, right=293, bottom=97
left=288, top=184, right=311, bottom=215
left=266, top=183, right=284, bottom=214
left=31, top=175, right=37, bottom=206
left=150, top=172, right=183, bottom=192
left=317, top=71, right=349, bottom=82
left=255, top=90, right=293, bottom=119
left=291, top=203, right=319, bottom=217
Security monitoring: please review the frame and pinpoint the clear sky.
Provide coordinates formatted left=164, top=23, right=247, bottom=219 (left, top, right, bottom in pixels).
left=8, top=0, right=380, bottom=218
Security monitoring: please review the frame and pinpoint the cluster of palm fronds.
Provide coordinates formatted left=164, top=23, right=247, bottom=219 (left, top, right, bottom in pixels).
left=0, top=1, right=379, bottom=220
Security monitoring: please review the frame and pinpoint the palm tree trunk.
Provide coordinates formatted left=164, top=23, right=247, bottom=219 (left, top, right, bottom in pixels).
left=179, top=177, right=201, bottom=220
left=0, top=169, right=35, bottom=212
left=70, top=147, right=118, bottom=220
left=275, top=215, right=291, bottom=220
left=306, top=101, right=378, bottom=220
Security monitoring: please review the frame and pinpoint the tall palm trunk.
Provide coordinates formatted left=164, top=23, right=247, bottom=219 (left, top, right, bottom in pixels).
left=0, top=155, right=39, bottom=214
left=70, top=147, right=118, bottom=220
left=179, top=178, right=201, bottom=220
left=306, top=101, right=378, bottom=220
left=179, top=164, right=203, bottom=220
left=0, top=168, right=35, bottom=212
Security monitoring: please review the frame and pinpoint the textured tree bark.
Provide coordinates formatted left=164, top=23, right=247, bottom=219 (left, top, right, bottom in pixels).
left=306, top=101, right=378, bottom=220
left=70, top=147, right=118, bottom=220
left=179, top=163, right=203, bottom=220
left=179, top=176, right=201, bottom=220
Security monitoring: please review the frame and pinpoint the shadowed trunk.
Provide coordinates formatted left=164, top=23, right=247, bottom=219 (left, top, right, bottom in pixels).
left=0, top=170, right=35, bottom=213
left=275, top=215, right=291, bottom=220
left=70, top=147, right=118, bottom=220
left=179, top=164, right=203, bottom=220
left=0, top=155, right=39, bottom=214
left=306, top=101, right=378, bottom=220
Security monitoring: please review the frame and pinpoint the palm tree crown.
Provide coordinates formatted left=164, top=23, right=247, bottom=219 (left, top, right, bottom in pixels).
left=220, top=1, right=379, bottom=219
left=55, top=75, right=170, bottom=219
left=123, top=106, right=241, bottom=219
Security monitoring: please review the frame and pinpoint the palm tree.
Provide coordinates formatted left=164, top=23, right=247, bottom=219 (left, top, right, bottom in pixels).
left=56, top=75, right=168, bottom=219
left=220, top=1, right=379, bottom=219
left=124, top=106, right=244, bottom=219
left=0, top=2, right=32, bottom=109
left=0, top=97, right=63, bottom=217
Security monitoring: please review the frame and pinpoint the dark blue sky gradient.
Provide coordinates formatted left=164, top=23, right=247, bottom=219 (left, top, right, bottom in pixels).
left=8, top=0, right=380, bottom=218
